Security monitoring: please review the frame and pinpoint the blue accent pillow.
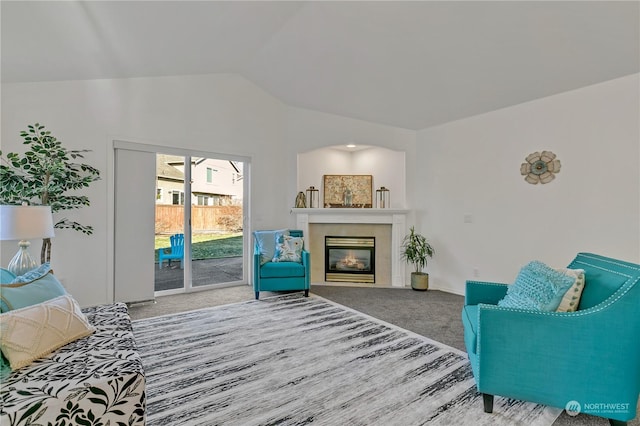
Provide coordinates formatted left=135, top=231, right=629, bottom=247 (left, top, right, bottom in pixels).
left=254, top=229, right=289, bottom=265
left=10, top=262, right=52, bottom=283
left=273, top=235, right=304, bottom=263
left=0, top=353, right=10, bottom=379
left=0, top=268, right=17, bottom=284
left=0, top=270, right=67, bottom=313
left=498, top=261, right=576, bottom=311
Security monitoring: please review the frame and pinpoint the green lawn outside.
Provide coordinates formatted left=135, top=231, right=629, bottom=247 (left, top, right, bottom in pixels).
left=155, top=232, right=243, bottom=261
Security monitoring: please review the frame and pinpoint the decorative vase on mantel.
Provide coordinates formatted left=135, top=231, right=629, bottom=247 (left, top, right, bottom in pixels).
left=306, top=186, right=319, bottom=208
left=295, top=192, right=306, bottom=208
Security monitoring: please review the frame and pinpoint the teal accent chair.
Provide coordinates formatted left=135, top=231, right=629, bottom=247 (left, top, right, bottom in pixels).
left=462, top=253, right=640, bottom=426
left=158, top=233, right=185, bottom=269
left=253, top=229, right=310, bottom=300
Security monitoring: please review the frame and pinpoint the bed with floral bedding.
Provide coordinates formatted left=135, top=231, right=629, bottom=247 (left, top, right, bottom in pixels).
left=0, top=302, right=146, bottom=426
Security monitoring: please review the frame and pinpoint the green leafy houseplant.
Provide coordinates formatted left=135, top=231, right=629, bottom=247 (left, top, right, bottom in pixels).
left=401, top=226, right=435, bottom=290
left=0, top=123, right=100, bottom=263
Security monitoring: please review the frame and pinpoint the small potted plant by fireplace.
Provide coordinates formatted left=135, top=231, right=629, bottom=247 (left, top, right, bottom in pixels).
left=401, top=226, right=435, bottom=291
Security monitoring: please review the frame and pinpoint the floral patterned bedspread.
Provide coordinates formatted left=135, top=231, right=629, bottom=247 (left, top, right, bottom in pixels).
left=0, top=303, right=146, bottom=426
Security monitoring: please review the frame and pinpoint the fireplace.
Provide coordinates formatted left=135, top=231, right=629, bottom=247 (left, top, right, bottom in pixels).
left=325, top=236, right=375, bottom=283
left=294, top=209, right=407, bottom=286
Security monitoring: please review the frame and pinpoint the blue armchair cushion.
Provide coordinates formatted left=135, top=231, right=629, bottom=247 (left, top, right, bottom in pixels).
left=497, top=260, right=575, bottom=311
left=0, top=270, right=67, bottom=313
left=260, top=262, right=306, bottom=278
left=273, top=235, right=304, bottom=263
left=254, top=229, right=289, bottom=265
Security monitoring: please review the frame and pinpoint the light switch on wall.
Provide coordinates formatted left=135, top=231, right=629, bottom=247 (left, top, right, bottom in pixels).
left=464, top=214, right=473, bottom=223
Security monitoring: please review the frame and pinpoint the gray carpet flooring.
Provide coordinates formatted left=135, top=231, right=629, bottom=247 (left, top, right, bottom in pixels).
left=127, top=284, right=637, bottom=426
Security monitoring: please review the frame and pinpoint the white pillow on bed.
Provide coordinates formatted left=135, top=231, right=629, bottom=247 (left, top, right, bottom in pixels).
left=0, top=294, right=95, bottom=370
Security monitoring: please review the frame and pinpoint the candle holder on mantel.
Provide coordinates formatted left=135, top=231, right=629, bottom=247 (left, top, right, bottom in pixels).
left=376, top=186, right=390, bottom=208
left=306, top=186, right=319, bottom=208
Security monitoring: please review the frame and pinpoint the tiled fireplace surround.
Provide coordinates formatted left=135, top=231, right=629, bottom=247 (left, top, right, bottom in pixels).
left=292, top=208, right=408, bottom=287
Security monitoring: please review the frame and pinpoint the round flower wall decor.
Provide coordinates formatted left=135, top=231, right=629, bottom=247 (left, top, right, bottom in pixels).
left=520, top=151, right=561, bottom=184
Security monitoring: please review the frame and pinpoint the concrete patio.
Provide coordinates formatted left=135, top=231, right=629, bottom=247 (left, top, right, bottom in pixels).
left=155, top=256, right=243, bottom=292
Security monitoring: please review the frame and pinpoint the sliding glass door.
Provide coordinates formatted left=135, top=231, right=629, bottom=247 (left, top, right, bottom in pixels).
left=154, top=154, right=186, bottom=292
left=154, top=153, right=246, bottom=294
left=189, top=157, right=244, bottom=288
left=113, top=141, right=248, bottom=303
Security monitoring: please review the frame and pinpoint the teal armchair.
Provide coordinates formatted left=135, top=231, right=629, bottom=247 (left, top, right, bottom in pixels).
left=253, top=229, right=310, bottom=300
left=462, top=253, right=640, bottom=426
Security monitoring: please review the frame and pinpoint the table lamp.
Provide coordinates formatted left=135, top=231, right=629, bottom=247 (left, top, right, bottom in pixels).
left=0, top=205, right=55, bottom=276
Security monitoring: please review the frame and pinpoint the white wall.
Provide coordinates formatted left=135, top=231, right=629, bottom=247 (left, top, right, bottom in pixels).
left=1, top=74, right=287, bottom=306
left=417, top=74, right=640, bottom=294
left=5, top=71, right=634, bottom=303
left=1, top=73, right=416, bottom=306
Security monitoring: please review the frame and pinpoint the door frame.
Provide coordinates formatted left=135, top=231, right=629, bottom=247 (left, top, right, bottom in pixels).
left=109, top=140, right=251, bottom=302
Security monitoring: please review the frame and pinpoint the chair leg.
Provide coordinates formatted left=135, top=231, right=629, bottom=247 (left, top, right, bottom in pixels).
left=483, top=394, right=494, bottom=413
left=609, top=420, right=627, bottom=426
left=304, top=290, right=309, bottom=297
left=255, top=291, right=259, bottom=300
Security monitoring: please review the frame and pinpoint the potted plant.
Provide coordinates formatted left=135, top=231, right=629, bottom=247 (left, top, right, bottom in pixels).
left=401, top=226, right=435, bottom=291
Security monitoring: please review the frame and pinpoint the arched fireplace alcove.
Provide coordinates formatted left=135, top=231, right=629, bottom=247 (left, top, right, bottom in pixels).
left=296, top=145, right=406, bottom=209
left=294, top=145, right=408, bottom=287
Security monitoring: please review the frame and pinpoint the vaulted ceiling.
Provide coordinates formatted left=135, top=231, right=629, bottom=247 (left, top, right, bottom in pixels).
left=2, top=1, right=638, bottom=130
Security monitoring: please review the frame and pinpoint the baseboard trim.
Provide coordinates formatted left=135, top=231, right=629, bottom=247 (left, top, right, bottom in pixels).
left=430, top=283, right=465, bottom=296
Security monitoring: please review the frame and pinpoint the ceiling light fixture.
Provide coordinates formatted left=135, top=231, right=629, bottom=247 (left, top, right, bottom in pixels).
left=346, top=144, right=356, bottom=148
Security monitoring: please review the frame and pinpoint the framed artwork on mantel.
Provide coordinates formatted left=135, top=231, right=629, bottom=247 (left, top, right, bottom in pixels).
left=323, top=175, right=373, bottom=208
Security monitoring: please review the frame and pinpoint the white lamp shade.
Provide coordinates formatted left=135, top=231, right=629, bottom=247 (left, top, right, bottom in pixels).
left=0, top=205, right=55, bottom=241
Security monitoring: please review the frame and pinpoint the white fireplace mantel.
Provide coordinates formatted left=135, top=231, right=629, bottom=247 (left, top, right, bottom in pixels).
left=292, top=208, right=408, bottom=287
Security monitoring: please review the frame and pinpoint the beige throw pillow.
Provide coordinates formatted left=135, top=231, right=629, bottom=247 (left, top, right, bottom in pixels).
left=0, top=294, right=95, bottom=370
left=555, top=268, right=586, bottom=312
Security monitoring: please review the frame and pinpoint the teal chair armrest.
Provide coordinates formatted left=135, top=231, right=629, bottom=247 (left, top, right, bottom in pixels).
left=465, top=281, right=509, bottom=306
left=476, top=304, right=640, bottom=418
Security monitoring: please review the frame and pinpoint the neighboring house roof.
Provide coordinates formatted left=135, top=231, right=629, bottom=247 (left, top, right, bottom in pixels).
left=157, top=154, right=184, bottom=182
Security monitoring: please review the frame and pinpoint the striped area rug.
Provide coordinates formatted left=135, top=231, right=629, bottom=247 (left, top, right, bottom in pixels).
left=132, top=294, right=561, bottom=426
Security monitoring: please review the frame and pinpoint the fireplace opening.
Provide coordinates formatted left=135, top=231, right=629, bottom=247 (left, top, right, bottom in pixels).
left=325, top=236, right=375, bottom=283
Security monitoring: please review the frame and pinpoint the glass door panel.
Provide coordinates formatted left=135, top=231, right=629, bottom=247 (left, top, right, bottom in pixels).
left=154, top=154, right=186, bottom=292
left=190, top=157, right=244, bottom=287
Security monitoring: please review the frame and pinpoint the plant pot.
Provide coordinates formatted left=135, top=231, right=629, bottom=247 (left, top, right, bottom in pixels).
left=411, top=272, right=429, bottom=291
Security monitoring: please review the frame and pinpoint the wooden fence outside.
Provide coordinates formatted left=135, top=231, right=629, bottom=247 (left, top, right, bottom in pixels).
left=155, top=205, right=243, bottom=234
